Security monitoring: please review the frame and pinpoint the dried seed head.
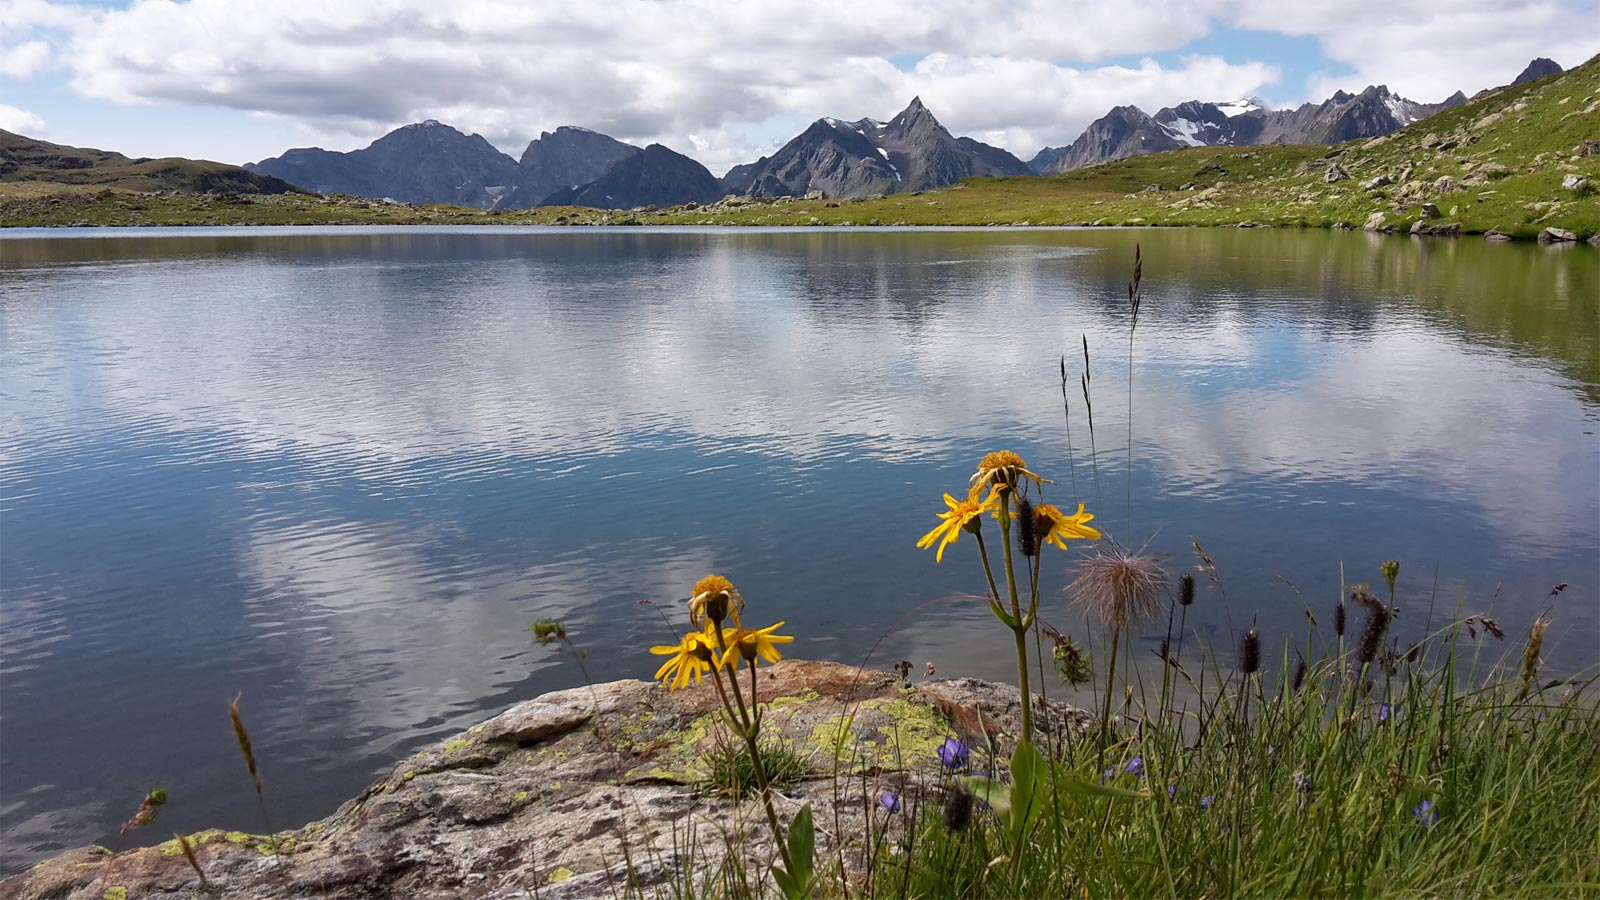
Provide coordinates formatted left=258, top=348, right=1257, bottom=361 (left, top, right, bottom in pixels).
left=1179, top=573, right=1195, bottom=606
left=942, top=783, right=974, bottom=832
left=1517, top=619, right=1549, bottom=701
left=229, top=694, right=263, bottom=796
left=1333, top=602, right=1347, bottom=638
left=1356, top=603, right=1392, bottom=666
left=1015, top=496, right=1038, bottom=558
left=1068, top=545, right=1166, bottom=631
left=175, top=833, right=208, bottom=888
left=1291, top=659, right=1307, bottom=693
left=1239, top=628, right=1261, bottom=675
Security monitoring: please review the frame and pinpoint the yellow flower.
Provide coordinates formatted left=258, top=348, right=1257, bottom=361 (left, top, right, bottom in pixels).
left=689, top=574, right=744, bottom=628
left=971, top=450, right=1049, bottom=494
left=917, top=485, right=999, bottom=563
left=1035, top=503, right=1102, bottom=550
left=650, top=628, right=719, bottom=690
left=719, top=621, right=795, bottom=669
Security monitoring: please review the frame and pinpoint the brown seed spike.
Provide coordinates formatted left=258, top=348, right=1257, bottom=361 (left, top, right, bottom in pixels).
left=230, top=693, right=263, bottom=796
left=1239, top=628, right=1261, bottom=675
left=175, top=833, right=208, bottom=889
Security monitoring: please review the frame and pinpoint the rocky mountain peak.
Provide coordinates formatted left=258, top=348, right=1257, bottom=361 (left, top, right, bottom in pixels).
left=1513, top=58, right=1563, bottom=85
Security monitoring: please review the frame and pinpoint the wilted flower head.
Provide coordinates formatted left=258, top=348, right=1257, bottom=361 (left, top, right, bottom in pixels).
left=689, top=574, right=743, bottom=628
left=1034, top=502, right=1102, bottom=551
left=1413, top=799, right=1439, bottom=827
left=1068, top=545, right=1166, bottom=631
left=937, top=737, right=969, bottom=769
left=971, top=450, right=1047, bottom=495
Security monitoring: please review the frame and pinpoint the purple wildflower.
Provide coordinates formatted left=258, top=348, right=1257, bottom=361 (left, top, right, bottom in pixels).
left=1167, top=784, right=1178, bottom=799
left=879, top=791, right=903, bottom=814
left=1200, top=794, right=1215, bottom=810
left=937, top=738, right=969, bottom=769
left=1101, top=767, right=1115, bottom=784
left=1413, top=799, right=1438, bottom=827
left=1379, top=703, right=1402, bottom=723
left=1124, top=757, right=1145, bottom=777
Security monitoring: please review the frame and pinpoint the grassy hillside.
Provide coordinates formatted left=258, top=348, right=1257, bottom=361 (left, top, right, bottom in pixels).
left=3, top=55, right=1596, bottom=236
left=0, top=131, right=305, bottom=196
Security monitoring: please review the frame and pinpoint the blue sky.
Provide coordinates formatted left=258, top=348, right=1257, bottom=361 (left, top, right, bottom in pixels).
left=2, top=0, right=1595, bottom=174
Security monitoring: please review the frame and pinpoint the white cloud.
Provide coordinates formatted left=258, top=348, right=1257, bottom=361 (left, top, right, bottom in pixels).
left=0, top=102, right=46, bottom=134
left=0, top=39, right=50, bottom=77
left=5, top=0, right=1598, bottom=166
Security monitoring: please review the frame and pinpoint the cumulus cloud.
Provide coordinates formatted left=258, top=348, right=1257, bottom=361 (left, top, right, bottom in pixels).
left=0, top=38, right=50, bottom=77
left=0, top=102, right=46, bottom=134
left=4, top=0, right=1597, bottom=167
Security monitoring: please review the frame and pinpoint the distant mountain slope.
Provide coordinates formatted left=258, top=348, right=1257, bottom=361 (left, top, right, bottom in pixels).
left=0, top=130, right=305, bottom=195
left=727, top=97, right=1030, bottom=199
left=248, top=120, right=518, bottom=208
left=496, top=127, right=641, bottom=209
left=541, top=144, right=722, bottom=209
left=1035, top=85, right=1469, bottom=174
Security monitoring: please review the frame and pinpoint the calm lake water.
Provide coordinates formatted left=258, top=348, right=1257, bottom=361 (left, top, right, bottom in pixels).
left=1, top=226, right=1596, bottom=870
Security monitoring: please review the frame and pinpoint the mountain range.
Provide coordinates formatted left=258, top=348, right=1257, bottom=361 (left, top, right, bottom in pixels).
left=7, top=57, right=1566, bottom=213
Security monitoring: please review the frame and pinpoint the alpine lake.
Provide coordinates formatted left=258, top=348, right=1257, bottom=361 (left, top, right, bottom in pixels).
left=1, top=225, right=1595, bottom=871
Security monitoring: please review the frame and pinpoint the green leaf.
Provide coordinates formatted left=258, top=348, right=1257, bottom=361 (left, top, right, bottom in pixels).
left=787, top=802, right=815, bottom=887
left=1006, top=742, right=1048, bottom=845
left=1057, top=777, right=1146, bottom=800
left=771, top=865, right=800, bottom=900
left=963, top=775, right=1012, bottom=817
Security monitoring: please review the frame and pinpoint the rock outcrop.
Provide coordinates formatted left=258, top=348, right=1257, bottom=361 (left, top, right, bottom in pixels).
left=248, top=121, right=519, bottom=209
left=540, top=144, right=723, bottom=210
left=3, top=660, right=1084, bottom=900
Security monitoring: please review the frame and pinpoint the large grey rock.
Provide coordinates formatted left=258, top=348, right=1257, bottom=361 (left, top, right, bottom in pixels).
left=1540, top=227, right=1578, bottom=242
left=1363, top=211, right=1388, bottom=232
left=1361, top=174, right=1392, bottom=190
left=3, top=660, right=1085, bottom=900
left=1562, top=174, right=1587, bottom=191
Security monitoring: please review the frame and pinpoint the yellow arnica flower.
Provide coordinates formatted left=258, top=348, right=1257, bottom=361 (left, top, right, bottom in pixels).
left=971, top=450, right=1049, bottom=494
left=917, top=485, right=999, bottom=563
left=650, top=628, right=719, bottom=690
left=719, top=621, right=795, bottom=669
left=689, top=574, right=743, bottom=628
left=1035, top=502, right=1102, bottom=550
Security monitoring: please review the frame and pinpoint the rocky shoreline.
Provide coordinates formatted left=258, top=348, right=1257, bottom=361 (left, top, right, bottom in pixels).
left=2, top=660, right=1086, bottom=900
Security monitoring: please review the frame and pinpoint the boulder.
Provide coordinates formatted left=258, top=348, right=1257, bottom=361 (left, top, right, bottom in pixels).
left=1433, top=176, right=1460, bottom=194
left=1562, top=174, right=1588, bottom=191
left=1363, top=211, right=1388, bottom=232
left=1539, top=227, right=1578, bottom=242
left=1484, top=230, right=1514, bottom=242
left=0, top=660, right=1090, bottom=900
left=1324, top=165, right=1349, bottom=184
left=803, top=190, right=824, bottom=201
left=1420, top=202, right=1441, bottom=219
left=1361, top=174, right=1393, bottom=191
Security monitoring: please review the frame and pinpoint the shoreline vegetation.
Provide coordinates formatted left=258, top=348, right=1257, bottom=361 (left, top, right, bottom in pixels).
left=4, top=57, right=1599, bottom=241
left=5, top=249, right=1596, bottom=900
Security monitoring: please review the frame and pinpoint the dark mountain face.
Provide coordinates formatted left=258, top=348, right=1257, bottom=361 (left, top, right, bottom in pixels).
left=720, top=159, right=764, bottom=194
left=1513, top=58, right=1563, bottom=85
left=730, top=97, right=1030, bottom=199
left=540, top=144, right=722, bottom=209
left=1039, top=106, right=1188, bottom=174
left=495, top=127, right=641, bottom=209
left=1037, top=84, right=1470, bottom=174
left=248, top=121, right=518, bottom=208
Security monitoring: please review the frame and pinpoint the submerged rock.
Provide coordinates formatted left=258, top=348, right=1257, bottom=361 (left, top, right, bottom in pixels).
left=2, top=660, right=1086, bottom=900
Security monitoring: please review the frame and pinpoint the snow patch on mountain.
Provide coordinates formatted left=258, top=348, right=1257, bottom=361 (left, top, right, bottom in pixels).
left=1214, top=97, right=1265, bottom=117
left=1162, top=117, right=1207, bottom=147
